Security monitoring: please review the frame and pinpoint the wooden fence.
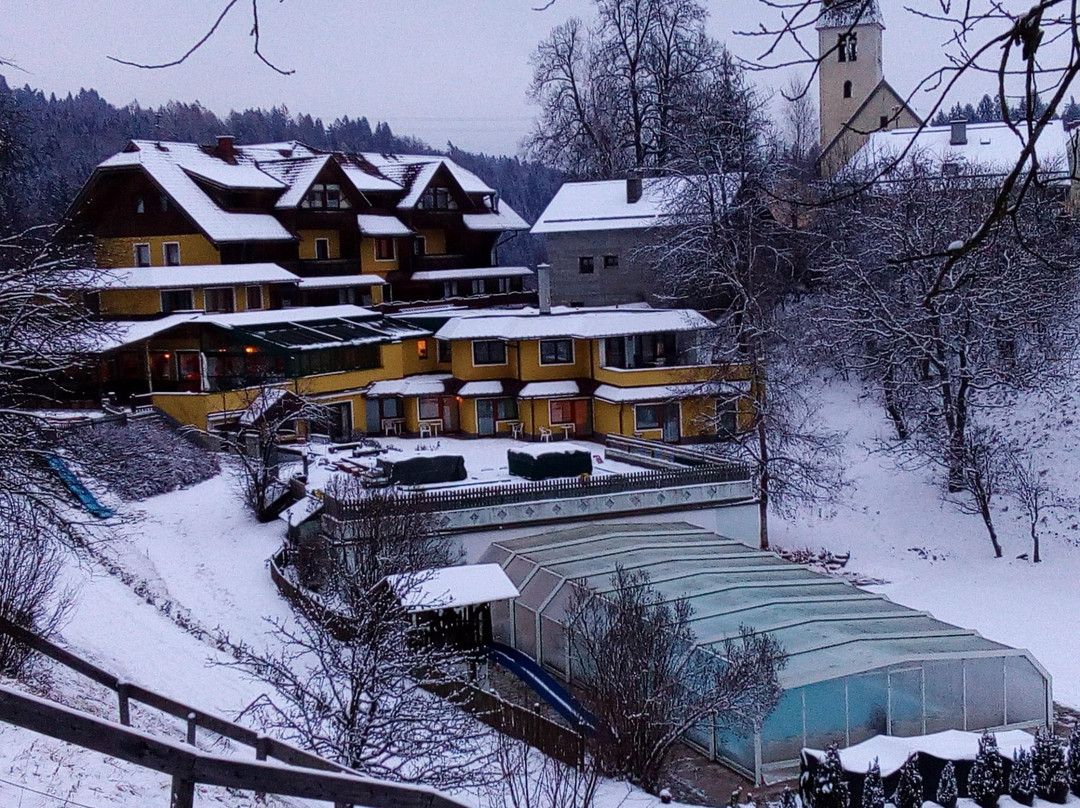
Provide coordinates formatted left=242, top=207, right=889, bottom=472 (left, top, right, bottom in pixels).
left=0, top=614, right=470, bottom=808
left=324, top=461, right=752, bottom=521
left=270, top=550, right=586, bottom=767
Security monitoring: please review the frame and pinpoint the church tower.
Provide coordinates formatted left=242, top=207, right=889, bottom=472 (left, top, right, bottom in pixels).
left=818, top=0, right=885, bottom=152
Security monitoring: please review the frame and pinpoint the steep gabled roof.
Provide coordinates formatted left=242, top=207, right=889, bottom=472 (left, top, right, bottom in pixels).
left=818, top=77, right=922, bottom=166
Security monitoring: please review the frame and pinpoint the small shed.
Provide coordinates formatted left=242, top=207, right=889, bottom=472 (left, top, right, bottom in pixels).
left=385, top=563, right=520, bottom=648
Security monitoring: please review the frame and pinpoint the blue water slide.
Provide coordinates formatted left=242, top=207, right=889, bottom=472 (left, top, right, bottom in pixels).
left=486, top=642, right=598, bottom=734
left=44, top=454, right=115, bottom=519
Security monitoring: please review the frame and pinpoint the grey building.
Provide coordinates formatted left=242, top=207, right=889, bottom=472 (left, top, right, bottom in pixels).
left=531, top=177, right=672, bottom=307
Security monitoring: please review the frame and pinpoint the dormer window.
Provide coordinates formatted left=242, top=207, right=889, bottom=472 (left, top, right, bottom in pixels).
left=136, top=197, right=146, bottom=214
left=418, top=187, right=458, bottom=211
left=838, top=32, right=857, bottom=62
left=301, top=183, right=351, bottom=209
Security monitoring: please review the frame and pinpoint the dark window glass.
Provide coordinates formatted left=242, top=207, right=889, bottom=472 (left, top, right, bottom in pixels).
left=539, top=339, right=573, bottom=365
left=315, top=238, right=330, bottom=260
left=603, top=255, right=619, bottom=269
left=472, top=340, right=507, bottom=365
left=436, top=340, right=452, bottom=363
left=635, top=404, right=663, bottom=431
left=578, top=256, right=594, bottom=274
left=245, top=286, right=263, bottom=310
left=163, top=242, right=181, bottom=266
left=134, top=243, right=151, bottom=267
left=204, top=287, right=235, bottom=313
left=375, top=238, right=395, bottom=260
left=161, top=289, right=194, bottom=313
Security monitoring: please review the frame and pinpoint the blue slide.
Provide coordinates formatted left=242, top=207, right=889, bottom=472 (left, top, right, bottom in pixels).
left=44, top=454, right=115, bottom=519
left=487, top=642, right=598, bottom=735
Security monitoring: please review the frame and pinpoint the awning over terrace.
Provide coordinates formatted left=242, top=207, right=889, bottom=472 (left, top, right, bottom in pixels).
left=386, top=564, right=520, bottom=613
left=365, top=374, right=453, bottom=398
left=517, top=380, right=582, bottom=399
left=457, top=380, right=509, bottom=397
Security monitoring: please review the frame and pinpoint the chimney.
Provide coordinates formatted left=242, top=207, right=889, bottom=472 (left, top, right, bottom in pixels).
left=626, top=175, right=643, bottom=204
left=950, top=120, right=968, bottom=146
left=216, top=134, right=236, bottom=161
left=536, top=263, right=552, bottom=315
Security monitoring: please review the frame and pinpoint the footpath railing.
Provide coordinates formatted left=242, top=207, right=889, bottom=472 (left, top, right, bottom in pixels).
left=0, top=614, right=469, bottom=808
left=323, top=461, right=752, bottom=522
left=270, top=549, right=586, bottom=767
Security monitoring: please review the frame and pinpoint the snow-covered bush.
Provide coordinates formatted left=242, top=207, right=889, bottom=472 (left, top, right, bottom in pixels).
left=862, top=758, right=884, bottom=808
left=1009, top=748, right=1035, bottom=806
left=968, top=732, right=1004, bottom=808
left=936, top=761, right=958, bottom=808
left=894, top=757, right=923, bottom=808
left=1034, top=728, right=1069, bottom=803
left=813, top=744, right=851, bottom=808
left=1068, top=730, right=1080, bottom=797
left=62, top=420, right=218, bottom=500
left=779, top=786, right=799, bottom=808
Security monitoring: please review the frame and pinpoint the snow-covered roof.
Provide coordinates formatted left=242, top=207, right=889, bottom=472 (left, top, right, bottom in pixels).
left=278, top=495, right=324, bottom=527
left=410, top=266, right=533, bottom=283
left=364, top=153, right=495, bottom=209
left=593, top=382, right=715, bottom=404
left=199, top=304, right=379, bottom=328
left=258, top=155, right=334, bottom=209
left=92, top=313, right=203, bottom=351
left=457, top=380, right=507, bottom=397
left=239, top=388, right=287, bottom=426
left=850, top=119, right=1074, bottom=179
left=366, top=374, right=453, bottom=398
left=386, top=563, right=519, bottom=612
left=804, top=730, right=1036, bottom=778
left=531, top=175, right=736, bottom=234
left=462, top=205, right=530, bottom=232
left=97, top=142, right=295, bottom=244
left=433, top=306, right=713, bottom=341
left=356, top=214, right=414, bottom=236
left=93, top=263, right=299, bottom=290
left=296, top=274, right=387, bottom=289
left=518, top=380, right=581, bottom=399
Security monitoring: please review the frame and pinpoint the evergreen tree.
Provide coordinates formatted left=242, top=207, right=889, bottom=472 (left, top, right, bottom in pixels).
left=1068, top=730, right=1080, bottom=797
left=967, top=732, right=1004, bottom=808
left=862, top=758, right=884, bottom=808
left=935, top=761, right=957, bottom=808
left=1009, top=748, right=1035, bottom=806
left=895, top=757, right=923, bottom=808
left=1034, top=728, right=1068, bottom=801
left=814, top=744, right=851, bottom=808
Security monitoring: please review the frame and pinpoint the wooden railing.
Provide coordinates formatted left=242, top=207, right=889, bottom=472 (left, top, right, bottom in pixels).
left=0, top=614, right=469, bottom=808
left=604, top=434, right=736, bottom=468
left=323, top=461, right=752, bottom=521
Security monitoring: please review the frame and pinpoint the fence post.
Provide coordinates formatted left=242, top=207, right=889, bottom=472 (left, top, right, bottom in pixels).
left=170, top=776, right=195, bottom=808
left=186, top=712, right=197, bottom=745
left=116, top=681, right=131, bottom=726
left=254, top=734, right=270, bottom=802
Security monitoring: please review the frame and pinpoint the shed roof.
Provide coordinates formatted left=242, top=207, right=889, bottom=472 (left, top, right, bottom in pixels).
left=480, top=521, right=1034, bottom=690
left=386, top=564, right=520, bottom=612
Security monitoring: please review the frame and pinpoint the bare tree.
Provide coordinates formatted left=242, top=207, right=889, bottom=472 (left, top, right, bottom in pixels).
left=231, top=576, right=493, bottom=789
left=568, top=566, right=785, bottom=793
left=1006, top=454, right=1064, bottom=563
left=525, top=0, right=740, bottom=177
left=955, top=425, right=1007, bottom=558
left=0, top=493, right=74, bottom=678
left=812, top=157, right=1079, bottom=490
left=484, top=733, right=601, bottom=808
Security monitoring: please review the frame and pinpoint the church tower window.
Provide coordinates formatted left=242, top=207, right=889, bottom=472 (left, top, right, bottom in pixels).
left=838, top=32, right=858, bottom=62
left=844, top=81, right=853, bottom=99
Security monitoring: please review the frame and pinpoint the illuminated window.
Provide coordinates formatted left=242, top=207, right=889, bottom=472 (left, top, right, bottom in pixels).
left=417, top=339, right=429, bottom=360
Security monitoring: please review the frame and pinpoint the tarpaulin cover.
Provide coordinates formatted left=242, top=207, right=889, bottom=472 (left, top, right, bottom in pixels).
left=507, top=448, right=592, bottom=481
left=377, top=455, right=467, bottom=485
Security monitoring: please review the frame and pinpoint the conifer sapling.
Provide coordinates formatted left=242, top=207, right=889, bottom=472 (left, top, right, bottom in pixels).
left=1034, top=728, right=1068, bottom=802
left=936, top=761, right=958, bottom=808
left=814, top=744, right=851, bottom=808
left=895, top=757, right=923, bottom=808
left=1009, top=748, right=1035, bottom=806
left=1068, top=730, right=1080, bottom=797
left=967, top=732, right=1004, bottom=808
left=862, top=758, right=885, bottom=808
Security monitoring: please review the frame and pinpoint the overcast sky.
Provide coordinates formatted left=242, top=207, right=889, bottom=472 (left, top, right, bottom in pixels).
left=1, top=1, right=1039, bottom=156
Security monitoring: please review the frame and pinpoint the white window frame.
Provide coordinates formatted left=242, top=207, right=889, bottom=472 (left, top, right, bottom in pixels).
left=633, top=402, right=666, bottom=432
left=204, top=286, right=236, bottom=313
left=374, top=237, right=397, bottom=262
left=134, top=242, right=152, bottom=267
left=160, top=288, right=195, bottom=313
left=472, top=340, right=508, bottom=367
left=163, top=241, right=181, bottom=266
left=314, top=237, right=331, bottom=260
left=539, top=338, right=575, bottom=366
left=245, top=285, right=264, bottom=311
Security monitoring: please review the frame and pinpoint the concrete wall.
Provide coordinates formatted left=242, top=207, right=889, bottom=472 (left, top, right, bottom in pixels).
left=544, top=229, right=654, bottom=307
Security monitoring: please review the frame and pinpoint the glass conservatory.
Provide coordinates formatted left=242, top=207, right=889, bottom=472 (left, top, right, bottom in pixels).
left=478, top=522, right=1051, bottom=784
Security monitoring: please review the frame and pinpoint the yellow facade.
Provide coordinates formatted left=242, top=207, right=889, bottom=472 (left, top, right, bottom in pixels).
left=517, top=339, right=592, bottom=382
left=298, top=230, right=341, bottom=260
left=96, top=234, right=220, bottom=268
left=360, top=236, right=399, bottom=273
left=417, top=228, right=446, bottom=255
left=98, top=283, right=274, bottom=316
left=451, top=340, right=518, bottom=381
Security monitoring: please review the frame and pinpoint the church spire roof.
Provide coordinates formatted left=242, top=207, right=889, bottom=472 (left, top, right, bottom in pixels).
left=816, top=0, right=883, bottom=30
